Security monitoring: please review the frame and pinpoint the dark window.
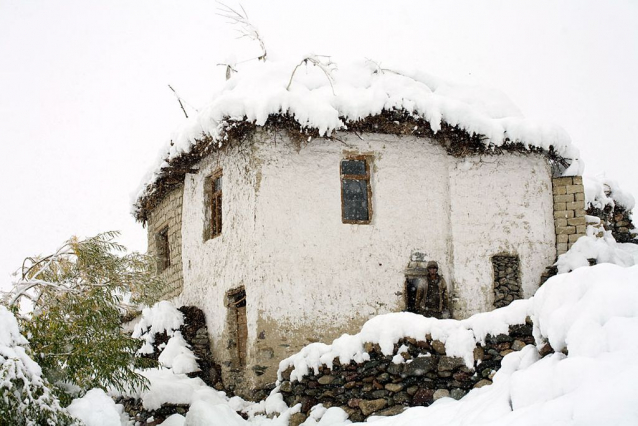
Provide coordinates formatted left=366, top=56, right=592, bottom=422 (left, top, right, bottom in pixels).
left=405, top=277, right=423, bottom=313
left=204, top=171, right=223, bottom=240
left=341, top=158, right=372, bottom=224
left=156, top=226, right=170, bottom=272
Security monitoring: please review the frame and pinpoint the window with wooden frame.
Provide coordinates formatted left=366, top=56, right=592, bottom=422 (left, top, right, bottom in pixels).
left=156, top=226, right=170, bottom=272
left=340, top=157, right=372, bottom=224
left=204, top=171, right=223, bottom=240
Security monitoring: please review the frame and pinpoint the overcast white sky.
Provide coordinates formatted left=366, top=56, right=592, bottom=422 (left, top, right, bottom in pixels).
left=1, top=0, right=637, bottom=287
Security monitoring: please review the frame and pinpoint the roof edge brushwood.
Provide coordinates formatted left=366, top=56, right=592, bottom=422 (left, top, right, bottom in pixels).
left=132, top=59, right=582, bottom=224
left=132, top=110, right=573, bottom=223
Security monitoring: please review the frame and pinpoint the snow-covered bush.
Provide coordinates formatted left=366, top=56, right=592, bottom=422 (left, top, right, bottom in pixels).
left=0, top=306, right=78, bottom=425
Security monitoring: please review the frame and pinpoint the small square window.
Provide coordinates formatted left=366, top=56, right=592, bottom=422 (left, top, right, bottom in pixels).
left=341, top=157, right=372, bottom=224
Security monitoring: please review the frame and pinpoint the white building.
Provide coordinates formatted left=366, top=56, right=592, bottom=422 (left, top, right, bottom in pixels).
left=133, top=60, right=584, bottom=394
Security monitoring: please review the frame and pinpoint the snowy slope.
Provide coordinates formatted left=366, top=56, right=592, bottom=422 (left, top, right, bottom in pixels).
left=9, top=238, right=636, bottom=425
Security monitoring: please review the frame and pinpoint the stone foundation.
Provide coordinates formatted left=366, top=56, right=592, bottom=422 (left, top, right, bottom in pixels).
left=278, top=319, right=540, bottom=423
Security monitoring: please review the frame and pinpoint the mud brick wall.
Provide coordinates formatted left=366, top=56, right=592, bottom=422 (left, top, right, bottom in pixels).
left=278, top=320, right=536, bottom=423
left=552, top=176, right=586, bottom=256
left=146, top=185, right=184, bottom=299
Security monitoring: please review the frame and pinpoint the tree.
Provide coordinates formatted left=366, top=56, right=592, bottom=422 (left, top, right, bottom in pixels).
left=0, top=306, right=79, bottom=425
left=3, top=231, right=166, bottom=402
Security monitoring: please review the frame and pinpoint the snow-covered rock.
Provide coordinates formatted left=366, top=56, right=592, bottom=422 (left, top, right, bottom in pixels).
left=67, top=388, right=129, bottom=426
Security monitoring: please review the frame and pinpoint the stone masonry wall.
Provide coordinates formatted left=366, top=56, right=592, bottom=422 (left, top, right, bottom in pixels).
left=278, top=320, right=538, bottom=424
left=120, top=306, right=224, bottom=424
left=552, top=176, right=586, bottom=256
left=586, top=204, right=637, bottom=244
left=492, top=255, right=521, bottom=309
left=147, top=184, right=184, bottom=299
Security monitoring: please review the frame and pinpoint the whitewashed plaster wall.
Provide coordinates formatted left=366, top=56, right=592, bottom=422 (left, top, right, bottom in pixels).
left=176, top=130, right=556, bottom=390
left=251, top=133, right=452, bottom=329
left=449, top=155, right=556, bottom=318
left=178, top=142, right=258, bottom=371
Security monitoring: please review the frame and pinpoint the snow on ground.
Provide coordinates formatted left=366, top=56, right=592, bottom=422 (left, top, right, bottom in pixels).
left=67, top=388, right=129, bottom=426
left=114, top=261, right=638, bottom=425
left=5, top=249, right=634, bottom=425
left=347, top=264, right=638, bottom=426
left=134, top=58, right=581, bottom=205
left=270, top=264, right=638, bottom=426
left=555, top=226, right=638, bottom=273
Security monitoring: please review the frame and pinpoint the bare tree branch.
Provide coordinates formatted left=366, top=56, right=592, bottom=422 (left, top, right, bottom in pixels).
left=365, top=58, right=405, bottom=76
left=217, top=2, right=267, bottom=62
left=168, top=85, right=189, bottom=118
left=217, top=63, right=238, bottom=80
left=286, top=54, right=337, bottom=95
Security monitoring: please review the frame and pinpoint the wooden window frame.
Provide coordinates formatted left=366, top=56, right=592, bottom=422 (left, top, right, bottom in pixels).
left=340, top=156, right=373, bottom=224
left=204, top=170, right=223, bottom=241
left=156, top=226, right=170, bottom=272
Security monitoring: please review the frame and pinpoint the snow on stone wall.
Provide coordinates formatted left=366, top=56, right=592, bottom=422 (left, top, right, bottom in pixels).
left=169, top=130, right=556, bottom=393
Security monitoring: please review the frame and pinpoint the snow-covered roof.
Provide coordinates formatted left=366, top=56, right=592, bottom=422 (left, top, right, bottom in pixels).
left=132, top=58, right=581, bottom=222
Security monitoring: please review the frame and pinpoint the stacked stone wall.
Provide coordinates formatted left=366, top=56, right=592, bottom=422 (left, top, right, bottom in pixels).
left=120, top=306, right=224, bottom=424
left=552, top=176, right=586, bottom=256
left=492, top=255, right=521, bottom=308
left=147, top=185, right=184, bottom=299
left=278, top=320, right=537, bottom=423
left=586, top=204, right=637, bottom=243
